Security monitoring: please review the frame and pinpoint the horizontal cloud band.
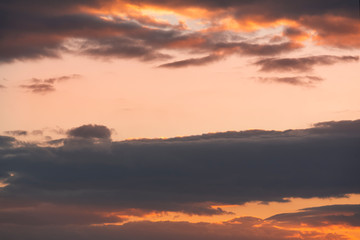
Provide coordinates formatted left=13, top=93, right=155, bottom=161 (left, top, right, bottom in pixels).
left=1, top=120, right=359, bottom=214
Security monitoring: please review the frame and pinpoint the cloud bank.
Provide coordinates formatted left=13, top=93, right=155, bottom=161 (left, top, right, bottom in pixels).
left=1, top=120, right=359, bottom=215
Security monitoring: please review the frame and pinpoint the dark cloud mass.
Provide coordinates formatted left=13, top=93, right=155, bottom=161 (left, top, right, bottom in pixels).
left=255, top=55, right=359, bottom=72
left=1, top=0, right=359, bottom=64
left=0, top=136, right=16, bottom=148
left=0, top=120, right=359, bottom=215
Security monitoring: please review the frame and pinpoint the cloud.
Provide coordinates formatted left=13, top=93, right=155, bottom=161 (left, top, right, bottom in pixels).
left=268, top=204, right=360, bottom=227
left=80, top=37, right=172, bottom=61
left=255, top=55, right=359, bottom=72
left=0, top=120, right=359, bottom=215
left=1, top=0, right=359, bottom=65
left=20, top=83, right=55, bottom=94
left=0, top=204, right=124, bottom=226
left=0, top=136, right=16, bottom=148
left=20, top=74, right=81, bottom=94
left=0, top=85, right=6, bottom=89
left=257, top=76, right=324, bottom=87
left=67, top=124, right=112, bottom=139
left=4, top=130, right=28, bottom=136
left=159, top=41, right=302, bottom=68
left=158, top=54, right=222, bottom=68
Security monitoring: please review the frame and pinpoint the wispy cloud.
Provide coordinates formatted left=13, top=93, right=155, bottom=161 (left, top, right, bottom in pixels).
left=257, top=76, right=324, bottom=87
left=20, top=74, right=81, bottom=94
left=255, top=55, right=359, bottom=72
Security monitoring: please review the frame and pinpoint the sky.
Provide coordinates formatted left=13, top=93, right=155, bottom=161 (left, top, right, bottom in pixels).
left=0, top=0, right=360, bottom=239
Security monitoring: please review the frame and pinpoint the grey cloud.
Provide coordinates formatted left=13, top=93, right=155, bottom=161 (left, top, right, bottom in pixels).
left=20, top=74, right=80, bottom=94
left=268, top=204, right=360, bottom=227
left=0, top=120, right=359, bottom=215
left=283, top=27, right=306, bottom=37
left=4, top=130, right=28, bottom=136
left=158, top=54, right=222, bottom=68
left=1, top=0, right=359, bottom=64
left=159, top=41, right=302, bottom=68
left=0, top=4, right=304, bottom=65
left=255, top=55, right=359, bottom=72
left=20, top=83, right=56, bottom=94
left=0, top=204, right=123, bottom=226
left=81, top=37, right=172, bottom=61
left=0, top=136, right=16, bottom=148
left=67, top=124, right=112, bottom=139
left=41, top=74, right=81, bottom=84
left=257, top=76, right=324, bottom=87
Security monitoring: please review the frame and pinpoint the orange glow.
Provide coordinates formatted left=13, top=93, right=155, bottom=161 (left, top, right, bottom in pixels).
left=273, top=224, right=360, bottom=240
left=207, top=16, right=299, bottom=32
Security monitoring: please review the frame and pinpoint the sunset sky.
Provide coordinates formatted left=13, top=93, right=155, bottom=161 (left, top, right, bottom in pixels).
left=1, top=1, right=360, bottom=239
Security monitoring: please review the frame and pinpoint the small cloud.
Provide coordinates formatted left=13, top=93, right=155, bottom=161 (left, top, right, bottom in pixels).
left=31, top=130, right=43, bottom=136
left=257, top=76, right=324, bottom=87
left=20, top=83, right=55, bottom=94
left=4, top=130, right=28, bottom=136
left=20, top=74, right=81, bottom=94
left=67, top=124, right=112, bottom=139
left=158, top=54, right=223, bottom=68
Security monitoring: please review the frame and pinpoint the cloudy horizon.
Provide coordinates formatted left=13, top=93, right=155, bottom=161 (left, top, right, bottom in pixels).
left=1, top=0, right=360, bottom=239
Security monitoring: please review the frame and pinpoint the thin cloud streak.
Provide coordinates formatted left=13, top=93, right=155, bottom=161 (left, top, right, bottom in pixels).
left=255, top=55, right=359, bottom=72
left=20, top=74, right=81, bottom=94
left=257, top=76, right=324, bottom=87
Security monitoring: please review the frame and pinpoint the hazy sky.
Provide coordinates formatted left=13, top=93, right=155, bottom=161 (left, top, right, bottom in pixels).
left=1, top=1, right=360, bottom=239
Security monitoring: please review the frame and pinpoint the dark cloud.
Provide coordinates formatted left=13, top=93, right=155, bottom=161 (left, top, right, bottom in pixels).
left=158, top=54, right=222, bottom=68
left=67, top=124, right=112, bottom=139
left=257, top=76, right=324, bottom=87
left=255, top=55, right=359, bottom=72
left=0, top=136, right=15, bottom=148
left=0, top=85, right=6, bottom=89
left=159, top=41, right=302, bottom=68
left=0, top=204, right=123, bottom=226
left=0, top=120, right=359, bottom=215
left=20, top=83, right=56, bottom=94
left=268, top=204, right=360, bottom=227
left=81, top=37, right=172, bottom=61
left=20, top=74, right=80, bottom=94
left=1, top=0, right=359, bottom=64
left=0, top=1, right=304, bottom=65
left=4, top=130, right=28, bottom=136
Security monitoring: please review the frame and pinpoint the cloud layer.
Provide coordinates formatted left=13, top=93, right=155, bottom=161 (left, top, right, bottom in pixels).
left=1, top=120, right=359, bottom=216
left=1, top=0, right=359, bottom=68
